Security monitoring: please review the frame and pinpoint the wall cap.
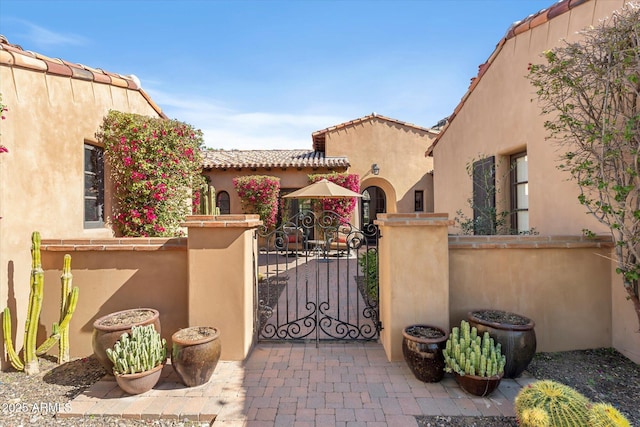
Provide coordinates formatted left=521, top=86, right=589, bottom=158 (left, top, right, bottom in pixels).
left=41, top=237, right=187, bottom=252
left=182, top=214, right=262, bottom=228
left=449, top=234, right=614, bottom=249
left=375, top=213, right=454, bottom=227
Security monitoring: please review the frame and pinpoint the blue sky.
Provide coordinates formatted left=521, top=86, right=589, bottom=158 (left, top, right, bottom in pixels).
left=1, top=0, right=554, bottom=150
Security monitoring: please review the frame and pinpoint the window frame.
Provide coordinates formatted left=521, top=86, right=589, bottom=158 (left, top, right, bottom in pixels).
left=216, top=191, right=230, bottom=215
left=510, top=152, right=529, bottom=233
left=84, top=143, right=105, bottom=229
left=414, top=190, right=424, bottom=212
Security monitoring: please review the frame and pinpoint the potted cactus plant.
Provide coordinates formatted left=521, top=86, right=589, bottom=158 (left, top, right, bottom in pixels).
left=443, top=319, right=506, bottom=397
left=106, top=324, right=167, bottom=395
left=92, top=307, right=161, bottom=373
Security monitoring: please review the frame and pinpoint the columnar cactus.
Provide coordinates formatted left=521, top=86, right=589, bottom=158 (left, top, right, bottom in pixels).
left=443, top=320, right=506, bottom=377
left=35, top=254, right=79, bottom=363
left=106, top=324, right=167, bottom=375
left=2, top=232, right=79, bottom=374
left=199, top=184, right=220, bottom=215
left=515, top=380, right=590, bottom=427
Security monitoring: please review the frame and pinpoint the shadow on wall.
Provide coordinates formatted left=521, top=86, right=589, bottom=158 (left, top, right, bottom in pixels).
left=38, top=248, right=188, bottom=359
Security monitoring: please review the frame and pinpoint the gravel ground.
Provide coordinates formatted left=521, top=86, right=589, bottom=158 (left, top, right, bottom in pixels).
left=417, top=347, right=640, bottom=427
left=0, top=348, right=637, bottom=426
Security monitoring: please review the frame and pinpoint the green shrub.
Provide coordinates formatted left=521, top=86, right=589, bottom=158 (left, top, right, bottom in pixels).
left=358, top=250, right=378, bottom=300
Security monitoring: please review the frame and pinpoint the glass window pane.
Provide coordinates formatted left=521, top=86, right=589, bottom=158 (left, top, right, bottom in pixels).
left=517, top=211, right=529, bottom=232
left=84, top=199, right=99, bottom=222
left=516, top=156, right=528, bottom=182
left=517, top=183, right=529, bottom=209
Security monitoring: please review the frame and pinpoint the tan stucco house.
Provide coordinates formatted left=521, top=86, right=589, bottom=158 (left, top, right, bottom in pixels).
left=0, top=35, right=166, bottom=357
left=427, top=0, right=631, bottom=236
left=426, top=0, right=639, bottom=361
left=204, top=113, right=438, bottom=228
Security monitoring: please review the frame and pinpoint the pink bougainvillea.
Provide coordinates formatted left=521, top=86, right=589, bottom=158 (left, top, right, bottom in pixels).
left=308, top=173, right=360, bottom=223
left=233, top=175, right=280, bottom=228
left=97, top=110, right=205, bottom=237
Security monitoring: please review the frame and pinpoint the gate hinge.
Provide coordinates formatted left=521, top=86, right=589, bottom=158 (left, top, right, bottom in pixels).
left=377, top=321, right=383, bottom=331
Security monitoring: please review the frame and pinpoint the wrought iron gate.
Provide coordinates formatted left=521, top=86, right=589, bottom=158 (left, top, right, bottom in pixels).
left=255, top=209, right=380, bottom=342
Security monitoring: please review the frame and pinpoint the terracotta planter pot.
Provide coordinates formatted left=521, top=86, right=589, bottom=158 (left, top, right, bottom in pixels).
left=171, top=326, right=221, bottom=387
left=467, top=309, right=536, bottom=378
left=454, top=372, right=502, bottom=397
left=402, top=324, right=448, bottom=383
left=92, top=308, right=161, bottom=373
left=114, top=364, right=163, bottom=395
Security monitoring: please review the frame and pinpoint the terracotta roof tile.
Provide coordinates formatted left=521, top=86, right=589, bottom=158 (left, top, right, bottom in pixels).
left=202, top=149, right=350, bottom=170
left=0, top=35, right=166, bottom=118
left=425, top=0, right=586, bottom=156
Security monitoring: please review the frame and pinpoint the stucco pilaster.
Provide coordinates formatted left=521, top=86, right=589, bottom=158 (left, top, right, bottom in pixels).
left=375, top=213, right=453, bottom=361
left=183, top=215, right=261, bottom=361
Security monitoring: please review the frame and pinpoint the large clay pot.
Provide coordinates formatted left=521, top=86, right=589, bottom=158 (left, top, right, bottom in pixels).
left=171, top=326, right=221, bottom=387
left=468, top=309, right=536, bottom=378
left=454, top=372, right=502, bottom=397
left=92, top=308, right=161, bottom=373
left=402, top=324, right=448, bottom=383
left=114, top=364, right=163, bottom=395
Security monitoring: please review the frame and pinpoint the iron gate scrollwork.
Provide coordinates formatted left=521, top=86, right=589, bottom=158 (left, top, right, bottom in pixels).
left=255, top=209, right=380, bottom=342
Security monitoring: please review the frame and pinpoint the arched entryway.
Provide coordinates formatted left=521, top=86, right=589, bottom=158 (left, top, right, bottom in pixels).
left=361, top=186, right=386, bottom=230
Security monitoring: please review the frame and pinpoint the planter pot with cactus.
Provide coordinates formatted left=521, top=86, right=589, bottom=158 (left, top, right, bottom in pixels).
left=106, top=324, right=167, bottom=395
left=171, top=326, right=221, bottom=387
left=402, top=324, right=448, bottom=383
left=443, top=319, right=506, bottom=397
left=467, top=309, right=536, bottom=378
left=92, top=308, right=161, bottom=373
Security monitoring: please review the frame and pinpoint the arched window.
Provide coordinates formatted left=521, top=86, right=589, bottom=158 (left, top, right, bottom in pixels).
left=217, top=191, right=230, bottom=214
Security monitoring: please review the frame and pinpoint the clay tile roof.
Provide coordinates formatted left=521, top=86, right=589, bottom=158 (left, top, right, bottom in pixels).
left=0, top=35, right=166, bottom=119
left=202, top=149, right=350, bottom=170
left=312, top=113, right=437, bottom=151
left=425, top=0, right=586, bottom=156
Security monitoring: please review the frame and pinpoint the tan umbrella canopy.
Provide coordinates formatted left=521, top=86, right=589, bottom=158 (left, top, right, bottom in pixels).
left=283, top=179, right=363, bottom=199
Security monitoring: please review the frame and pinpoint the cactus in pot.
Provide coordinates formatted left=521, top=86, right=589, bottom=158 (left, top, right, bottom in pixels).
left=106, top=324, right=167, bottom=395
left=443, top=319, right=506, bottom=377
left=107, top=324, right=166, bottom=375
left=443, top=319, right=506, bottom=396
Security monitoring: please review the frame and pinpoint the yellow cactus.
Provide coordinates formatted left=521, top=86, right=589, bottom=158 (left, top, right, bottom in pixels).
left=589, top=403, right=631, bottom=427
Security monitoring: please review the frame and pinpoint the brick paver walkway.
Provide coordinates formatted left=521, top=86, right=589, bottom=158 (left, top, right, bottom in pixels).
left=63, top=342, right=535, bottom=426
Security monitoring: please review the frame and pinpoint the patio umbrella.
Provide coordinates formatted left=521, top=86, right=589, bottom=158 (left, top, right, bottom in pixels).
left=283, top=179, right=362, bottom=248
left=283, top=179, right=363, bottom=199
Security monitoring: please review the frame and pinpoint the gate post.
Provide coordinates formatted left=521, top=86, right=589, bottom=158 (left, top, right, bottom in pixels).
left=375, top=213, right=453, bottom=361
left=183, top=215, right=261, bottom=360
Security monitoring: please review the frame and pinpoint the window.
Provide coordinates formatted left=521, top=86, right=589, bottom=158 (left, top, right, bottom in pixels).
left=414, top=190, right=424, bottom=212
left=472, top=156, right=496, bottom=234
left=217, top=191, right=230, bottom=214
left=510, top=152, right=529, bottom=233
left=84, top=144, right=104, bottom=228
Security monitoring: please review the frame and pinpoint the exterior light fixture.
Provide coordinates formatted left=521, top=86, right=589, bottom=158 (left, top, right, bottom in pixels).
left=371, top=163, right=380, bottom=175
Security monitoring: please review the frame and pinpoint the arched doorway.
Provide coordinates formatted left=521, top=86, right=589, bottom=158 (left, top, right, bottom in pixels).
left=361, top=186, right=386, bottom=230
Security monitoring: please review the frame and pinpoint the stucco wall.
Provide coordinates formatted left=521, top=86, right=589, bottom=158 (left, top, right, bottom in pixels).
left=449, top=236, right=615, bottom=353
left=203, top=167, right=346, bottom=216
left=431, top=0, right=627, bottom=235
left=325, top=118, right=435, bottom=214
left=34, top=239, right=188, bottom=361
left=0, top=65, right=164, bottom=361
